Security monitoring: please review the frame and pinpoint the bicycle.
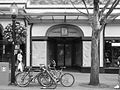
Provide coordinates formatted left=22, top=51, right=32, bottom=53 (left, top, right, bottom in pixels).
left=38, top=63, right=75, bottom=89
left=15, top=65, right=52, bottom=87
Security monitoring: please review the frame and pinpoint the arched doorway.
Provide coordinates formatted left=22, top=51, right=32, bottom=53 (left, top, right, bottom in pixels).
left=46, top=24, right=84, bottom=70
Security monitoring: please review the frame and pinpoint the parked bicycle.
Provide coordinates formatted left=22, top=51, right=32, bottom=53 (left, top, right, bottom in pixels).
left=15, top=60, right=75, bottom=88
left=15, top=65, right=51, bottom=87
left=38, top=60, right=75, bottom=89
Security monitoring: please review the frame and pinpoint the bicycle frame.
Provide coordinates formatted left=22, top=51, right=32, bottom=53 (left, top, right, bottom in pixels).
left=40, top=66, right=66, bottom=89
left=39, top=63, right=75, bottom=89
left=40, top=69, right=58, bottom=89
left=21, top=67, right=42, bottom=83
left=45, top=67, right=64, bottom=83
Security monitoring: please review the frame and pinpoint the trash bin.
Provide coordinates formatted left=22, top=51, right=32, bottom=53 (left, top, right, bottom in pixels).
left=0, top=62, right=10, bottom=85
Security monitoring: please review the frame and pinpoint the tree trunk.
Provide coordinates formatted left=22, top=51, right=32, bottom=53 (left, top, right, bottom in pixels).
left=89, top=30, right=100, bottom=85
left=89, top=0, right=100, bottom=85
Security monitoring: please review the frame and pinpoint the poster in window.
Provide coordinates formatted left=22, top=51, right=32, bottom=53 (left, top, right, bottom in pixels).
left=32, top=41, right=47, bottom=66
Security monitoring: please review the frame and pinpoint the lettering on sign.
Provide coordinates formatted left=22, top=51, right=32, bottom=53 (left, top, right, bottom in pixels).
left=61, top=28, right=68, bottom=36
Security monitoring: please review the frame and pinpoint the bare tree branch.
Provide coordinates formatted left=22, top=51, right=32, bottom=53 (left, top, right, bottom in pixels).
left=99, top=0, right=120, bottom=29
left=81, top=0, right=94, bottom=26
left=81, top=0, right=90, bottom=18
left=102, top=0, right=120, bottom=21
left=99, top=0, right=111, bottom=17
left=69, top=0, right=88, bottom=17
left=107, top=15, right=119, bottom=24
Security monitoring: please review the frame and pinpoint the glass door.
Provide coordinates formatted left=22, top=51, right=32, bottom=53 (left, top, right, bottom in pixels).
left=57, top=43, right=72, bottom=67
left=65, top=44, right=72, bottom=66
left=57, top=44, right=64, bottom=66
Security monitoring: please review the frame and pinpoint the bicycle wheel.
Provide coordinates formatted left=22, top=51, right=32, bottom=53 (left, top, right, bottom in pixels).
left=37, top=72, right=53, bottom=87
left=60, top=73, right=75, bottom=87
left=15, top=72, right=30, bottom=87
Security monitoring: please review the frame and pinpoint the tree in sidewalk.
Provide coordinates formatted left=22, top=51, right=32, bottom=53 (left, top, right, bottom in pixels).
left=69, top=0, right=120, bottom=85
left=81, top=0, right=120, bottom=85
left=90, top=0, right=119, bottom=85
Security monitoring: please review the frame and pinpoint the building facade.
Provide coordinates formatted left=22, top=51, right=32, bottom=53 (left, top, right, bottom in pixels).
left=0, top=0, right=120, bottom=73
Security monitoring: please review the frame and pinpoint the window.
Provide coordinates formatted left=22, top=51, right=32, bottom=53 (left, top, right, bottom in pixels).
left=104, top=40, right=120, bottom=68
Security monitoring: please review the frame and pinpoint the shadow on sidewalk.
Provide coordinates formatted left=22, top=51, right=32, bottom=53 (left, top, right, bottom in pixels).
left=79, top=83, right=110, bottom=89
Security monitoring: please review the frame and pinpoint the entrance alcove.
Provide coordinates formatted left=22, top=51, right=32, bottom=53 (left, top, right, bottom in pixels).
left=46, top=24, right=84, bottom=71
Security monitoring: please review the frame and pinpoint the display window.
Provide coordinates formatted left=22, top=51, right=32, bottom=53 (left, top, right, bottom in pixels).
left=104, top=40, right=120, bottom=68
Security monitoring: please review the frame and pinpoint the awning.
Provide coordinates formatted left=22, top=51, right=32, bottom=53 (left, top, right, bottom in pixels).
left=0, top=7, right=120, bottom=24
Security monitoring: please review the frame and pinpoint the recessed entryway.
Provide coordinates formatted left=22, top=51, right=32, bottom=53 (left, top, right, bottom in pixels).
left=46, top=24, right=84, bottom=71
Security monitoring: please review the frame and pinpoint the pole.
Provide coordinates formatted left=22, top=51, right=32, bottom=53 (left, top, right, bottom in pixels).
left=11, top=15, right=16, bottom=84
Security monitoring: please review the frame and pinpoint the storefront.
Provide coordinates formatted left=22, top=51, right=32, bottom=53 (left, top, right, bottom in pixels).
left=104, top=39, right=120, bottom=67
left=104, top=25, right=120, bottom=73
left=32, top=24, right=84, bottom=70
left=0, top=0, right=120, bottom=73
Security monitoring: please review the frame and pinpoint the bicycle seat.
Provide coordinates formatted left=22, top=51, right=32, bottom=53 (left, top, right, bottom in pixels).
left=39, top=64, right=46, bottom=69
left=39, top=64, right=45, bottom=67
left=24, top=66, right=32, bottom=71
left=39, top=64, right=45, bottom=66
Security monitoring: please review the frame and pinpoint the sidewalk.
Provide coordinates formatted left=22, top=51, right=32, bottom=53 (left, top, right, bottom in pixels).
left=0, top=72, right=118, bottom=90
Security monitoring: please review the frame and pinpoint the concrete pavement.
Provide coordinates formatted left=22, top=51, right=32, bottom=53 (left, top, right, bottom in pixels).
left=0, top=72, right=119, bottom=90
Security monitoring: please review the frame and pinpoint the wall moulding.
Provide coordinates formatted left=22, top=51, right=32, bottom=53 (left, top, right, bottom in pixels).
left=26, top=0, right=120, bottom=9
left=0, top=0, right=26, bottom=4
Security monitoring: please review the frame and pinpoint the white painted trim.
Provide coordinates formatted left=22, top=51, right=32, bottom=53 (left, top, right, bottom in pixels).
left=26, top=25, right=30, bottom=66
left=0, top=0, right=26, bottom=3
left=100, top=30, right=103, bottom=67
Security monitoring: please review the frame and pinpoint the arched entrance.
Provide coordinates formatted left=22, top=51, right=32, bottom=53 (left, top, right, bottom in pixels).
left=46, top=24, right=84, bottom=70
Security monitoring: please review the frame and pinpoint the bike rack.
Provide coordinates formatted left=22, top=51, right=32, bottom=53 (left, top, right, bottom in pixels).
left=41, top=83, right=57, bottom=89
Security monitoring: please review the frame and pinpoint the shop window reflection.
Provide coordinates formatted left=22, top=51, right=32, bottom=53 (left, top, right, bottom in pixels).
left=104, top=40, right=112, bottom=67
left=105, top=40, right=120, bottom=68
left=112, top=47, right=120, bottom=67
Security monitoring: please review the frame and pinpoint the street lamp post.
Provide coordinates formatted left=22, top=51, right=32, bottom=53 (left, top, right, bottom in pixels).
left=10, top=3, right=18, bottom=84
